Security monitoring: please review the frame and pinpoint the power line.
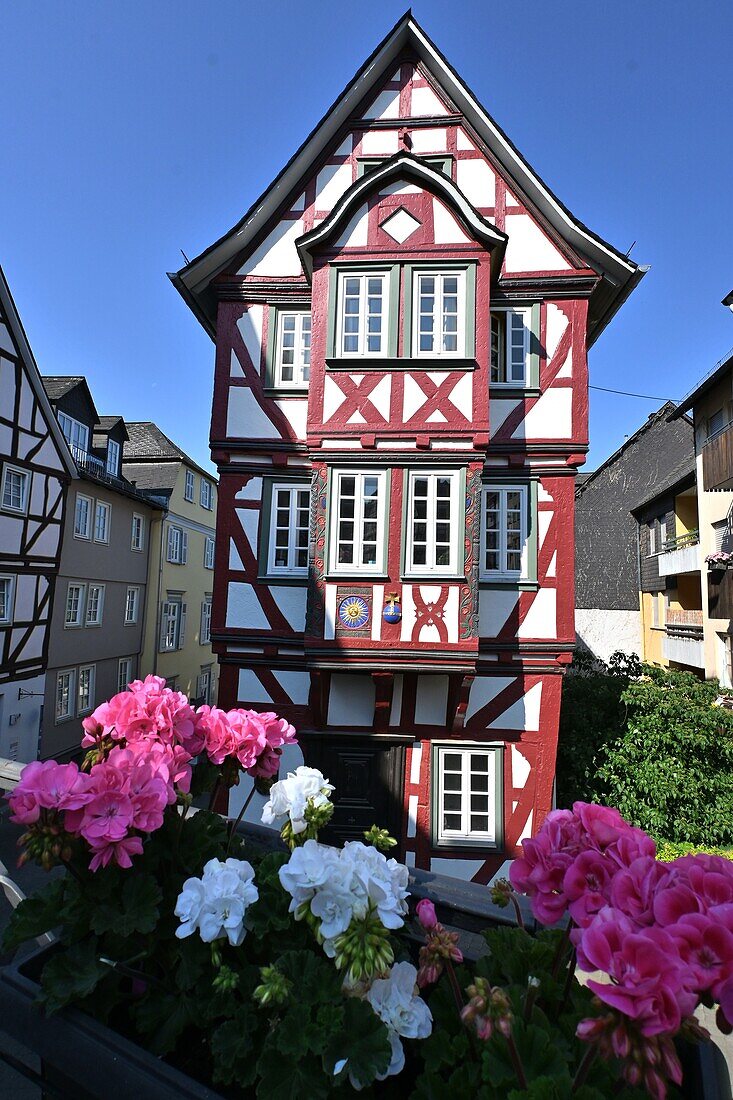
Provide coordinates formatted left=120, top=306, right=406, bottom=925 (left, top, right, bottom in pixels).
left=589, top=384, right=679, bottom=403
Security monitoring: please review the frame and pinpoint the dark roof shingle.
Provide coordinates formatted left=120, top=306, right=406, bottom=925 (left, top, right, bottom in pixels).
left=41, top=376, right=85, bottom=401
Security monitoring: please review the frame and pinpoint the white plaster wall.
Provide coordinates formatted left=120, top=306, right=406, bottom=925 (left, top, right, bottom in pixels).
left=0, top=673, right=45, bottom=762
left=575, top=608, right=642, bottom=662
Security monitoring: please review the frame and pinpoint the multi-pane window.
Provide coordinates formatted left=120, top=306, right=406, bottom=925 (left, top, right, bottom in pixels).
left=200, top=480, right=213, bottom=510
left=125, top=585, right=140, bottom=625
left=276, top=312, right=312, bottom=387
left=118, top=657, right=133, bottom=693
left=77, top=665, right=95, bottom=715
left=185, top=470, right=195, bottom=501
left=337, top=272, right=389, bottom=357
left=406, top=471, right=459, bottom=574
left=94, top=501, right=110, bottom=543
left=197, top=667, right=213, bottom=705
left=414, top=271, right=465, bottom=357
left=268, top=484, right=309, bottom=575
left=160, top=600, right=183, bottom=651
left=167, top=524, right=188, bottom=564
left=330, top=471, right=386, bottom=573
left=490, top=309, right=530, bottom=385
left=481, top=485, right=528, bottom=578
left=74, top=494, right=92, bottom=539
left=106, top=438, right=120, bottom=477
left=435, top=745, right=500, bottom=846
left=86, top=584, right=105, bottom=625
left=58, top=412, right=89, bottom=455
left=131, top=513, right=144, bottom=552
left=201, top=598, right=212, bottom=645
left=65, top=583, right=86, bottom=627
left=0, top=576, right=13, bottom=623
left=204, top=536, right=215, bottom=570
left=2, top=465, right=29, bottom=513
left=56, top=669, right=76, bottom=721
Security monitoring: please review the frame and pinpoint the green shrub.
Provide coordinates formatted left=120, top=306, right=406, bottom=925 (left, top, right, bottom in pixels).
left=655, top=840, right=733, bottom=862
left=558, top=658, right=733, bottom=847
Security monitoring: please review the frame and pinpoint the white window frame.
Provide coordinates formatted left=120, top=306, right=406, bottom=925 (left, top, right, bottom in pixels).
left=77, top=664, right=96, bottom=716
left=106, top=438, right=120, bottom=477
left=124, top=585, right=140, bottom=625
left=490, top=308, right=531, bottom=386
left=413, top=270, right=466, bottom=359
left=185, top=470, right=195, bottom=502
left=480, top=485, right=530, bottom=580
left=166, top=524, right=187, bottom=564
left=160, top=599, right=182, bottom=652
left=434, top=743, right=502, bottom=848
left=267, top=483, right=310, bottom=576
left=204, top=536, right=215, bottom=570
left=197, top=666, right=213, bottom=705
left=74, top=493, right=92, bottom=540
left=1, top=464, right=29, bottom=515
left=131, top=513, right=145, bottom=552
left=118, top=657, right=133, bottom=694
left=200, top=480, right=213, bottom=510
left=336, top=270, right=391, bottom=358
left=58, top=412, right=89, bottom=454
left=200, top=598, right=212, bottom=645
left=65, top=583, right=86, bottom=627
left=275, top=311, right=312, bottom=388
left=0, top=574, right=15, bottom=624
left=94, top=500, right=111, bottom=544
left=329, top=469, right=387, bottom=575
left=405, top=470, right=461, bottom=577
left=56, top=669, right=76, bottom=722
left=649, top=521, right=657, bottom=556
left=85, top=583, right=105, bottom=626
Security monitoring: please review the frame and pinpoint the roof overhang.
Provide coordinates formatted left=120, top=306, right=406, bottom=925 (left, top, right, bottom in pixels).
left=671, top=348, right=733, bottom=419
left=296, top=152, right=507, bottom=279
left=170, top=12, right=643, bottom=345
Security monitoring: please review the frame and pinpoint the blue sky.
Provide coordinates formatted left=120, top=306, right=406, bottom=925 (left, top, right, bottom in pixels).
left=2, top=1, right=732, bottom=472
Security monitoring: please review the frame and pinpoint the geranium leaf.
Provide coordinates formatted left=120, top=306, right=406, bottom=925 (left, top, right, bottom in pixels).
left=322, top=997, right=392, bottom=1090
left=90, top=873, right=161, bottom=937
left=211, top=1015, right=259, bottom=1088
left=131, top=990, right=198, bottom=1055
left=40, top=938, right=107, bottom=1014
left=2, top=878, right=66, bottom=953
left=256, top=1049, right=330, bottom=1100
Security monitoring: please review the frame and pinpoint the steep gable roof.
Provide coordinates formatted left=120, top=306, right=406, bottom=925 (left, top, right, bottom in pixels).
left=0, top=270, right=76, bottom=477
left=171, top=12, right=644, bottom=344
left=41, top=374, right=100, bottom=425
left=122, top=421, right=217, bottom=483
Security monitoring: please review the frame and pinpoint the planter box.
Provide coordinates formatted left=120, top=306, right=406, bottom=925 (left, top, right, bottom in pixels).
left=0, top=946, right=224, bottom=1100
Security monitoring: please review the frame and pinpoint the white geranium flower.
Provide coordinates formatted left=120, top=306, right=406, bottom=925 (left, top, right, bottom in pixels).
left=261, top=766, right=334, bottom=833
left=310, top=877, right=355, bottom=939
left=278, top=839, right=340, bottom=909
left=342, top=842, right=409, bottom=929
left=174, top=858, right=258, bottom=946
left=366, top=962, right=433, bottom=1041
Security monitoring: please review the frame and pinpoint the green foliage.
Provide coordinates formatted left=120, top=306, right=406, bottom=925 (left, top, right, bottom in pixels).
left=89, top=873, right=161, bottom=936
left=656, top=839, right=733, bottom=861
left=558, top=656, right=733, bottom=846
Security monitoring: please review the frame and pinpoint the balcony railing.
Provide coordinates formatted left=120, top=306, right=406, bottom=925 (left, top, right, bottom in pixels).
left=665, top=608, right=703, bottom=630
left=69, top=445, right=121, bottom=487
left=703, top=422, right=733, bottom=491
left=657, top=532, right=700, bottom=577
left=663, top=617, right=704, bottom=669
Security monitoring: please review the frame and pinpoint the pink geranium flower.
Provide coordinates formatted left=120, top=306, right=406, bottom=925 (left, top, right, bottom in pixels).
left=87, top=835, right=144, bottom=872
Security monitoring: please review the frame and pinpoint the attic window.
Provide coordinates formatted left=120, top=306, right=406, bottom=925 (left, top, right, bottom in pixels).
left=380, top=208, right=421, bottom=244
left=357, top=155, right=451, bottom=179
left=58, top=411, right=89, bottom=456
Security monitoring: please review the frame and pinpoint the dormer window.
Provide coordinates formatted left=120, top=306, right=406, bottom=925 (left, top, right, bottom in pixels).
left=58, top=411, right=89, bottom=456
left=491, top=308, right=532, bottom=386
left=276, top=311, right=311, bottom=387
left=336, top=271, right=390, bottom=358
left=106, top=438, right=120, bottom=477
left=413, top=271, right=466, bottom=358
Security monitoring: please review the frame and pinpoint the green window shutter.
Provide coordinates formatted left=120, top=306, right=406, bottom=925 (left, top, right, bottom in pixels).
left=528, top=303, right=541, bottom=388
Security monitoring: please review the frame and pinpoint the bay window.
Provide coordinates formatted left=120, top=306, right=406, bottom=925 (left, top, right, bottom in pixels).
left=405, top=470, right=460, bottom=575
left=330, top=470, right=386, bottom=574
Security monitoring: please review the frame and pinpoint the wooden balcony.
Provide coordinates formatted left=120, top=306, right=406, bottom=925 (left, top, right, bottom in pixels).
left=702, top=422, right=733, bottom=490
left=665, top=608, right=703, bottom=629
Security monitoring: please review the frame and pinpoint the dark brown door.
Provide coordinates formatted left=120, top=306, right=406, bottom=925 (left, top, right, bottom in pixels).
left=302, top=735, right=406, bottom=853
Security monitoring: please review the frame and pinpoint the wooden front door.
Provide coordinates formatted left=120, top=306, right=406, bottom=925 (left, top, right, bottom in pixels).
left=302, top=735, right=406, bottom=853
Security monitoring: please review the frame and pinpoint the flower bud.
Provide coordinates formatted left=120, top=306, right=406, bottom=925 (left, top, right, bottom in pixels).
left=416, top=899, right=438, bottom=930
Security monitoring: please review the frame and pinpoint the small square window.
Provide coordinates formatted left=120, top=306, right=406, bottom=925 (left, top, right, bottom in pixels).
left=1, top=465, right=29, bottom=514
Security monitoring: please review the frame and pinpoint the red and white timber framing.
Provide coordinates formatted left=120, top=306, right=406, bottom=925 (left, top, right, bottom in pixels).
left=173, top=15, right=643, bottom=881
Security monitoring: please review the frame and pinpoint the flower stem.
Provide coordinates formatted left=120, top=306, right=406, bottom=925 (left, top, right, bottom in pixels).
left=550, top=923, right=572, bottom=980
left=571, top=1044, right=598, bottom=1092
left=559, top=947, right=577, bottom=1012
left=208, top=776, right=222, bottom=812
left=507, top=1034, right=528, bottom=1090
left=445, top=957, right=464, bottom=1012
left=225, top=783, right=257, bottom=856
left=511, top=894, right=525, bottom=930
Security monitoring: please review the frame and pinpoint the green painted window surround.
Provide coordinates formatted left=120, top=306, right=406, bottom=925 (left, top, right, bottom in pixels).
left=490, top=304, right=541, bottom=391
left=403, top=262, right=476, bottom=360
left=478, top=477, right=539, bottom=586
left=264, top=304, right=313, bottom=397
left=258, top=475, right=311, bottom=586
left=326, top=264, right=401, bottom=360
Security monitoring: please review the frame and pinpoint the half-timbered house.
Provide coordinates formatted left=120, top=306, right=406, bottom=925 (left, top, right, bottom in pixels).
left=0, top=266, right=75, bottom=762
left=171, top=14, right=644, bottom=881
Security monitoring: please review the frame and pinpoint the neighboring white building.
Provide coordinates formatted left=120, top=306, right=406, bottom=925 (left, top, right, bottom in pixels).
left=0, top=266, right=75, bottom=761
